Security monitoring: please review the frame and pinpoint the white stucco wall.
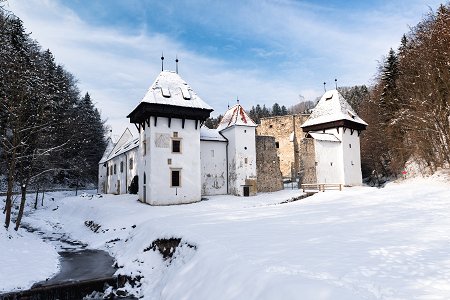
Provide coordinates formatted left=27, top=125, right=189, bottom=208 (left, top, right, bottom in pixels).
left=314, top=138, right=343, bottom=184
left=341, top=129, right=363, bottom=185
left=200, top=140, right=227, bottom=195
left=313, top=127, right=363, bottom=185
left=98, top=164, right=107, bottom=193
left=139, top=116, right=202, bottom=205
left=103, top=147, right=138, bottom=195
left=221, top=125, right=257, bottom=196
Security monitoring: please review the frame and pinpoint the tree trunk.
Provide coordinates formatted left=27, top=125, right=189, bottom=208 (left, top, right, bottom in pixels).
left=75, top=179, right=79, bottom=196
left=34, top=186, right=39, bottom=209
left=41, top=187, right=45, bottom=207
left=4, top=161, right=16, bottom=229
left=14, top=184, right=27, bottom=231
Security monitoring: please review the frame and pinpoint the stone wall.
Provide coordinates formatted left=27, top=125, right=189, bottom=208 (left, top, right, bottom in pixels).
left=299, top=137, right=317, bottom=183
left=256, top=114, right=312, bottom=182
left=255, top=136, right=283, bottom=192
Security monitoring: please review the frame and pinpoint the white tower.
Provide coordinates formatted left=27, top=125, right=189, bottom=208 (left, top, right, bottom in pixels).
left=127, top=71, right=213, bottom=205
left=301, top=90, right=367, bottom=185
left=217, top=103, right=258, bottom=196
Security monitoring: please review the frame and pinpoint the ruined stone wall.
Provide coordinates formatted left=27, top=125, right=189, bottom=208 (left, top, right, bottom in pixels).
left=256, top=114, right=311, bottom=181
left=299, top=138, right=317, bottom=184
left=255, top=136, right=283, bottom=192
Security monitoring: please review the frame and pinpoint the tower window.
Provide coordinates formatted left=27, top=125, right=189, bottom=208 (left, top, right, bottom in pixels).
left=349, top=144, right=352, bottom=148
left=275, top=142, right=279, bottom=148
left=114, top=164, right=117, bottom=174
left=129, top=158, right=133, bottom=169
left=172, top=140, right=181, bottom=153
left=171, top=170, right=181, bottom=187
left=330, top=162, right=333, bottom=166
left=120, top=161, right=123, bottom=173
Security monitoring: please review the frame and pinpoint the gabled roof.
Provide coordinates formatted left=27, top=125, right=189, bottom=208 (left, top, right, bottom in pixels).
left=99, top=128, right=137, bottom=164
left=200, top=126, right=227, bottom=142
left=99, top=137, right=116, bottom=164
left=217, top=104, right=257, bottom=132
left=301, top=90, right=367, bottom=130
left=127, top=71, right=213, bottom=123
left=107, top=137, right=139, bottom=161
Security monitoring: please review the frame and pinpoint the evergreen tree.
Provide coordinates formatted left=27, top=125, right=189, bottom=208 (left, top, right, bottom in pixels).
left=271, top=103, right=281, bottom=116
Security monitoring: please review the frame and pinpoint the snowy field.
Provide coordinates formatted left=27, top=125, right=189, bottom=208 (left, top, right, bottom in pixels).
left=1, top=174, right=450, bottom=299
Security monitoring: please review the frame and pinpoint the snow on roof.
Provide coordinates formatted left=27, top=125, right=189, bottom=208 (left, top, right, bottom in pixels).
left=107, top=137, right=139, bottom=161
left=99, top=138, right=116, bottom=164
left=301, top=89, right=367, bottom=128
left=140, top=71, right=213, bottom=110
left=309, top=132, right=341, bottom=142
left=216, top=104, right=257, bottom=132
left=200, top=127, right=227, bottom=142
left=100, top=128, right=137, bottom=163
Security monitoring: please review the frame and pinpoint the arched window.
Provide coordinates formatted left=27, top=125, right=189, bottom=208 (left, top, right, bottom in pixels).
left=143, top=172, right=146, bottom=184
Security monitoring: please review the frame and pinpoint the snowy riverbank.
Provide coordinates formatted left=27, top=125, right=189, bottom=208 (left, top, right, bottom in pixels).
left=2, top=174, right=450, bottom=299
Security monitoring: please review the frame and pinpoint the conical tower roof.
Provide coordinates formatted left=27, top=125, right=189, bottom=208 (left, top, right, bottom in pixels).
left=301, top=89, right=367, bottom=131
left=217, top=104, right=257, bottom=132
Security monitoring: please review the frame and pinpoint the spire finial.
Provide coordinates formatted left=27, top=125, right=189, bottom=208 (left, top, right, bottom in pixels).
left=335, top=78, right=338, bottom=89
left=161, top=52, right=165, bottom=71
left=227, top=101, right=230, bottom=109
left=175, top=55, right=179, bottom=74
left=323, top=82, right=326, bottom=92
left=237, top=96, right=239, bottom=104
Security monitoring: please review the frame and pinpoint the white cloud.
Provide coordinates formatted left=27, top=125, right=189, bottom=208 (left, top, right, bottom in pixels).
left=6, top=0, right=444, bottom=135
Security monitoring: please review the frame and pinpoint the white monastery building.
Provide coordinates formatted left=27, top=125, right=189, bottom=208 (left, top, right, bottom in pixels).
left=98, top=70, right=367, bottom=205
left=301, top=89, right=368, bottom=186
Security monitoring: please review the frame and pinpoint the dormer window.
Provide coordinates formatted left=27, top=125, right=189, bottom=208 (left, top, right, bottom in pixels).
left=180, top=87, right=191, bottom=100
left=326, top=94, right=333, bottom=100
left=161, top=87, right=171, bottom=98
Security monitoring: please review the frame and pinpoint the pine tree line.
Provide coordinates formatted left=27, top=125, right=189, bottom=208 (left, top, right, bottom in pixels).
left=0, top=9, right=107, bottom=230
left=359, top=4, right=450, bottom=184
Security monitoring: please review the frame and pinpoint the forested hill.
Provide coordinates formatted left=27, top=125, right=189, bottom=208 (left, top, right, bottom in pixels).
left=358, top=4, right=450, bottom=184
left=0, top=9, right=106, bottom=200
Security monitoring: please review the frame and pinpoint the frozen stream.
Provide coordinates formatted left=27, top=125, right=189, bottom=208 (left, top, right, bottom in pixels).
left=22, top=223, right=116, bottom=287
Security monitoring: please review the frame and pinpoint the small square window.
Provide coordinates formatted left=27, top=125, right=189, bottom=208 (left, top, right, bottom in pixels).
left=172, top=140, right=181, bottom=153
left=269, top=125, right=273, bottom=128
left=349, top=144, right=352, bottom=148
left=245, top=158, right=248, bottom=164
left=275, top=142, right=279, bottom=148
left=168, top=158, right=172, bottom=165
left=173, top=132, right=178, bottom=138
left=171, top=170, right=180, bottom=187
left=330, top=162, right=333, bottom=166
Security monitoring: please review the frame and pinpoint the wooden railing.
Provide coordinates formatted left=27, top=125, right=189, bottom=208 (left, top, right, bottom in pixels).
left=301, top=183, right=343, bottom=192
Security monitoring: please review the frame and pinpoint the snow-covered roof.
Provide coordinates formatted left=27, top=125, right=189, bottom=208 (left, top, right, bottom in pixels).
left=107, top=137, right=139, bottom=161
left=301, top=90, right=367, bottom=128
left=99, top=138, right=116, bottom=164
left=200, top=127, right=227, bottom=142
left=99, top=128, right=138, bottom=164
left=140, top=71, right=213, bottom=110
left=309, top=132, right=341, bottom=142
left=217, top=104, right=257, bottom=132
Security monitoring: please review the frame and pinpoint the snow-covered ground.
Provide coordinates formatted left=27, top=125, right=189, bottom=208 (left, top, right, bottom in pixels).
left=1, top=174, right=450, bottom=299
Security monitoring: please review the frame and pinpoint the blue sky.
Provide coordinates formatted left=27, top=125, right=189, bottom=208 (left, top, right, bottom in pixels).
left=7, top=0, right=444, bottom=135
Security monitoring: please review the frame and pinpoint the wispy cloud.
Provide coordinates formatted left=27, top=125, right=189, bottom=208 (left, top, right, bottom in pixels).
left=7, top=0, right=444, bottom=134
